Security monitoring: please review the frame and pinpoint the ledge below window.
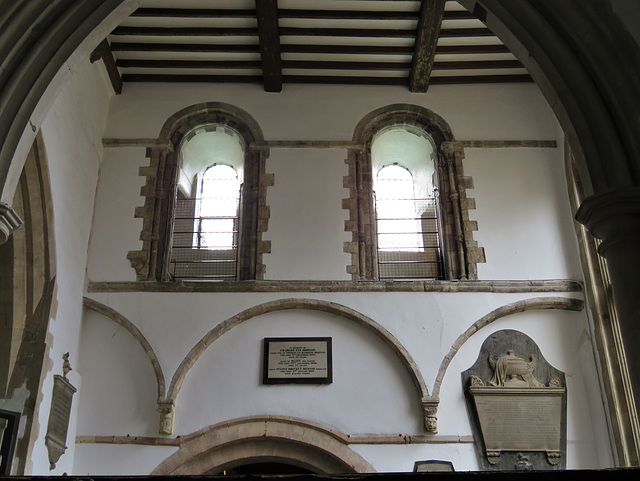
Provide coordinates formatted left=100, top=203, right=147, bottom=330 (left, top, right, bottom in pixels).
left=86, top=279, right=582, bottom=294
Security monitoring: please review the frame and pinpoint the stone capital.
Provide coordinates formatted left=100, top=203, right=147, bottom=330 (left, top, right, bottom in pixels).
left=0, top=202, right=23, bottom=245
left=575, top=187, right=640, bottom=257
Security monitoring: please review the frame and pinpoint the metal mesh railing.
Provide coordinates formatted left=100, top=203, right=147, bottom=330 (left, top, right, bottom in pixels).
left=375, top=197, right=444, bottom=280
left=170, top=197, right=239, bottom=280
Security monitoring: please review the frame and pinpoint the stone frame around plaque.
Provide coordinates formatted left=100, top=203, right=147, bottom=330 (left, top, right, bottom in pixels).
left=461, top=330, right=567, bottom=471
left=262, top=337, right=333, bottom=385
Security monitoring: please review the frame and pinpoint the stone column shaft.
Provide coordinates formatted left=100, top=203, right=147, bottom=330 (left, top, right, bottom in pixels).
left=576, top=188, right=640, bottom=416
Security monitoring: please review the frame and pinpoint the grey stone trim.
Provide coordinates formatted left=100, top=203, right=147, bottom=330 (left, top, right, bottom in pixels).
left=102, top=138, right=168, bottom=148
left=442, top=140, right=557, bottom=149
left=250, top=140, right=365, bottom=150
left=77, top=429, right=474, bottom=446
left=103, top=139, right=556, bottom=151
left=87, top=279, right=582, bottom=293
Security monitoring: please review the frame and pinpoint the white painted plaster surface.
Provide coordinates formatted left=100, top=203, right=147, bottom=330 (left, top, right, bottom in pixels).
left=29, top=59, right=112, bottom=475
left=264, top=148, right=351, bottom=280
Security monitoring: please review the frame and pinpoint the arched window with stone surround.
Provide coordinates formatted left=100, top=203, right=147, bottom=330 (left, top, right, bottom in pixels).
left=128, top=103, right=272, bottom=282
left=345, top=104, right=484, bottom=281
left=170, top=125, right=246, bottom=280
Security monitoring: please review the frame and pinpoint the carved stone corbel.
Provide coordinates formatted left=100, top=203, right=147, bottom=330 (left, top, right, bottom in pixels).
left=0, top=202, right=22, bottom=245
left=157, top=400, right=175, bottom=435
left=422, top=400, right=439, bottom=433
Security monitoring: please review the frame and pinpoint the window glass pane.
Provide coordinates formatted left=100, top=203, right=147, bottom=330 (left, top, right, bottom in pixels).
left=196, top=164, right=240, bottom=250
left=375, top=164, right=423, bottom=251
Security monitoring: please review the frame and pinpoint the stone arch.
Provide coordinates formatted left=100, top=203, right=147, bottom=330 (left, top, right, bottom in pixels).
left=127, top=102, right=272, bottom=282
left=430, top=296, right=584, bottom=400
left=82, top=297, right=166, bottom=400
left=352, top=103, right=455, bottom=146
left=164, top=298, right=429, bottom=430
left=157, top=102, right=265, bottom=147
left=151, top=415, right=375, bottom=475
left=0, top=133, right=56, bottom=474
left=345, top=104, right=483, bottom=280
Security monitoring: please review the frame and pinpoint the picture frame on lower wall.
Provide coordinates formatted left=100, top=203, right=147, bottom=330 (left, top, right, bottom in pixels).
left=262, top=337, right=333, bottom=385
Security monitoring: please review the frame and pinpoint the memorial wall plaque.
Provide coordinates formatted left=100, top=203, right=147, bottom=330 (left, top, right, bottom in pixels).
left=462, top=330, right=567, bottom=471
left=45, top=354, right=76, bottom=470
left=263, top=337, right=332, bottom=384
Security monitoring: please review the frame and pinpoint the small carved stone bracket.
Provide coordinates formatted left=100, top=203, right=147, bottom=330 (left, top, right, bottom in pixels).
left=0, top=202, right=23, bottom=245
left=422, top=400, right=439, bottom=433
left=158, top=400, right=175, bottom=435
left=45, top=354, right=77, bottom=470
left=462, top=330, right=567, bottom=470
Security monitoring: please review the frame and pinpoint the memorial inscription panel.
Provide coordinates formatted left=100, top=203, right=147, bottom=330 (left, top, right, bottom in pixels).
left=470, top=388, right=564, bottom=452
left=462, top=330, right=567, bottom=470
left=263, top=337, right=332, bottom=384
left=45, top=366, right=76, bottom=470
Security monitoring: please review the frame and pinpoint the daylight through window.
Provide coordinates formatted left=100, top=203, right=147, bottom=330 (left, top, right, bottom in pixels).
left=170, top=125, right=245, bottom=281
left=372, top=128, right=443, bottom=280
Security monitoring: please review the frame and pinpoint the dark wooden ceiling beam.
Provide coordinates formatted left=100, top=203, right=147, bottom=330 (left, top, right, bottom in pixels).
left=128, top=7, right=474, bottom=21
left=110, top=42, right=261, bottom=53
left=283, top=74, right=531, bottom=85
left=121, top=73, right=532, bottom=85
left=115, top=58, right=522, bottom=71
left=255, top=0, right=282, bottom=92
left=279, top=27, right=493, bottom=38
left=90, top=39, right=122, bottom=94
left=122, top=74, right=263, bottom=83
left=278, top=8, right=475, bottom=20
left=116, top=59, right=263, bottom=69
left=131, top=8, right=256, bottom=18
left=111, top=26, right=258, bottom=36
left=109, top=42, right=510, bottom=56
left=410, top=0, right=446, bottom=92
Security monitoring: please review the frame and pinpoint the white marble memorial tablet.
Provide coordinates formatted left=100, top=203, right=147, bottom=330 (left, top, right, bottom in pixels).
left=263, top=337, right=332, bottom=384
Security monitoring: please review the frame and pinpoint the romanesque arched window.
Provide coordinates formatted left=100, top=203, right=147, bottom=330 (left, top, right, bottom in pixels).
left=128, top=103, right=271, bottom=282
left=345, top=105, right=484, bottom=281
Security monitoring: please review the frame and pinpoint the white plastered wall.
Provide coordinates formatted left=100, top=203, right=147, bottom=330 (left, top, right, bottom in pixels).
left=65, top=77, right=613, bottom=473
left=27, top=59, right=113, bottom=475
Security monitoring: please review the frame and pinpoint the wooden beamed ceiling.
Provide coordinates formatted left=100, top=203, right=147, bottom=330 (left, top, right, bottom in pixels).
left=94, top=0, right=531, bottom=93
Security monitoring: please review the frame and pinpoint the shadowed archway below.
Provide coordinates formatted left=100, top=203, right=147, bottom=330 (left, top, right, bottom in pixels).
left=150, top=416, right=375, bottom=475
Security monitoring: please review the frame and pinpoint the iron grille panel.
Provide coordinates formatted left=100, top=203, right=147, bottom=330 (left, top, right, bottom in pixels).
left=170, top=197, right=240, bottom=280
left=375, top=197, right=444, bottom=280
